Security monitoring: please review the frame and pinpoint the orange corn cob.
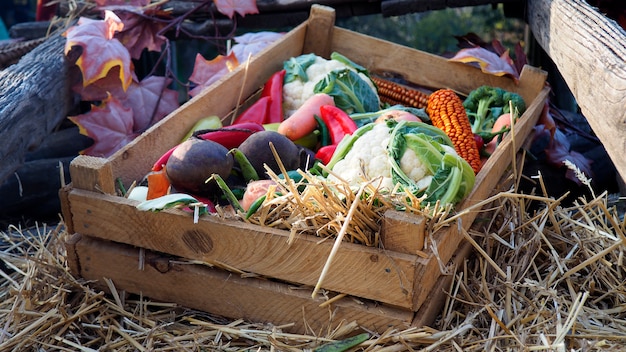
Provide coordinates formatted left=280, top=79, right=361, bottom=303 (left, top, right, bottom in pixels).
left=426, top=89, right=482, bottom=174
left=372, top=77, right=429, bottom=109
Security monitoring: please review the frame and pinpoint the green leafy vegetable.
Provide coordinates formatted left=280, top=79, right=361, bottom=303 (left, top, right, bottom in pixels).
left=314, top=68, right=380, bottom=114
left=283, top=53, right=317, bottom=83
left=388, top=120, right=475, bottom=205
left=330, top=52, right=369, bottom=77
left=136, top=193, right=209, bottom=215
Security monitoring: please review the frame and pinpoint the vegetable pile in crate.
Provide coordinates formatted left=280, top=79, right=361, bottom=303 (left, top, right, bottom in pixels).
left=61, top=5, right=549, bottom=334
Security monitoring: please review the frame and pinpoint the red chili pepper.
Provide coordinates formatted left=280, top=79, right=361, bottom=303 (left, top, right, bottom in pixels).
left=260, top=69, right=286, bottom=124
left=151, top=145, right=179, bottom=172
left=232, top=96, right=270, bottom=125
left=315, top=144, right=337, bottom=165
left=319, top=105, right=358, bottom=145
left=196, top=122, right=264, bottom=149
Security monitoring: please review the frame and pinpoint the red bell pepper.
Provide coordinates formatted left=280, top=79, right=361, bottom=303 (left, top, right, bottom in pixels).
left=319, top=105, right=357, bottom=145
left=315, top=144, right=337, bottom=165
left=232, top=96, right=271, bottom=125
left=260, top=69, right=286, bottom=124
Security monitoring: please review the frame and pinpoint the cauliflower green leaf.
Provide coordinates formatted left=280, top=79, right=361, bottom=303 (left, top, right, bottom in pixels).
left=313, top=68, right=380, bottom=114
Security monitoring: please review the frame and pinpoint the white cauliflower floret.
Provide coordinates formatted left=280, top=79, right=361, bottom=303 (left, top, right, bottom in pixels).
left=329, top=123, right=432, bottom=191
left=282, top=56, right=376, bottom=117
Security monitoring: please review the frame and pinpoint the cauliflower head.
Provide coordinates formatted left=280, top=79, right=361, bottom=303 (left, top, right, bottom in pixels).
left=324, top=120, right=475, bottom=206
left=329, top=123, right=432, bottom=191
left=282, top=55, right=377, bottom=117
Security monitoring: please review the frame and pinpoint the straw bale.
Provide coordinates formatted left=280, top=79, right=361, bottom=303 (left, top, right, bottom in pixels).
left=1, top=185, right=625, bottom=350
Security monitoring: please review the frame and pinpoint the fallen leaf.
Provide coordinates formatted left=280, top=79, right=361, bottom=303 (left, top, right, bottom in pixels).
left=95, top=0, right=149, bottom=6
left=63, top=10, right=133, bottom=90
left=115, top=10, right=168, bottom=59
left=230, top=31, right=284, bottom=62
left=213, top=0, right=259, bottom=19
left=534, top=125, right=594, bottom=185
left=69, top=94, right=138, bottom=158
left=123, top=76, right=180, bottom=131
left=449, top=47, right=519, bottom=81
left=188, top=52, right=239, bottom=97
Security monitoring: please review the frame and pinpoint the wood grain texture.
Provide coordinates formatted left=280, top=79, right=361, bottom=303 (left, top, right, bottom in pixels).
left=528, top=0, right=626, bottom=182
left=67, top=234, right=415, bottom=334
left=0, top=35, right=74, bottom=185
left=67, top=188, right=420, bottom=309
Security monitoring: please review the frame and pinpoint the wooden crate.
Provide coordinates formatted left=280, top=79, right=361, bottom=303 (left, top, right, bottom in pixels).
left=60, top=5, right=549, bottom=333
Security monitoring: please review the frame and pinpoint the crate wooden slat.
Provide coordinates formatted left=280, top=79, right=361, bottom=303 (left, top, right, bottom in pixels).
left=61, top=5, right=548, bottom=331
left=67, top=188, right=422, bottom=308
left=65, top=234, right=416, bottom=334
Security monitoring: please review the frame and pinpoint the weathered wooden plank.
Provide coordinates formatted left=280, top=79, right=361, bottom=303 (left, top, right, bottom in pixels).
left=528, top=0, right=626, bottom=183
left=66, top=188, right=420, bottom=309
left=0, top=34, right=74, bottom=185
left=67, top=234, right=415, bottom=334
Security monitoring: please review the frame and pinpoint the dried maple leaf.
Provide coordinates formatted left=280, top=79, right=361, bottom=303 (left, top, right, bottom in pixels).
left=72, top=65, right=137, bottom=101
left=63, top=10, right=133, bottom=91
left=214, top=0, right=259, bottom=19
left=72, top=69, right=179, bottom=132
left=69, top=95, right=138, bottom=158
left=230, top=31, right=284, bottom=62
left=115, top=11, right=168, bottom=59
left=123, top=76, right=179, bottom=131
left=449, top=47, right=519, bottom=81
left=95, top=0, right=149, bottom=6
left=188, top=52, right=239, bottom=97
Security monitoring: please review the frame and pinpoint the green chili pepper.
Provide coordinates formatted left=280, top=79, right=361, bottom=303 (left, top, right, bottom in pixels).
left=245, top=195, right=267, bottom=219
left=206, top=174, right=244, bottom=213
left=229, top=148, right=259, bottom=182
left=314, top=333, right=369, bottom=352
left=314, top=114, right=331, bottom=147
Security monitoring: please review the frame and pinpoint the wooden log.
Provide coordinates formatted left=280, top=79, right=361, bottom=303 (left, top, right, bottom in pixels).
left=0, top=156, right=73, bottom=220
left=0, top=34, right=74, bottom=186
left=24, top=125, right=92, bottom=162
left=527, top=0, right=626, bottom=183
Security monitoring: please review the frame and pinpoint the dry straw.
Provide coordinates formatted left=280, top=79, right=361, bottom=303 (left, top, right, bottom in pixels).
left=1, top=179, right=626, bottom=350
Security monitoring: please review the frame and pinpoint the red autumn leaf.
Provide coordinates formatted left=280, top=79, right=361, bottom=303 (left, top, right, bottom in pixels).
left=69, top=95, right=138, bottom=158
left=188, top=52, right=239, bottom=97
left=122, top=76, right=180, bottom=131
left=213, top=0, right=258, bottom=19
left=63, top=10, right=133, bottom=91
left=115, top=11, right=168, bottom=59
left=72, top=69, right=179, bottom=132
left=449, top=47, right=519, bottom=81
left=72, top=65, right=137, bottom=101
left=95, top=0, right=149, bottom=6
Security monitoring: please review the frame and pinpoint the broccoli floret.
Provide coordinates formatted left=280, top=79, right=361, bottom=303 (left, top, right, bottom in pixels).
left=463, top=85, right=526, bottom=142
left=502, top=91, right=526, bottom=114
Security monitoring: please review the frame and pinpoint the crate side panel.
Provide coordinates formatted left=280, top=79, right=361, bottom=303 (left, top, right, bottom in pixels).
left=67, top=188, right=419, bottom=308
left=329, top=27, right=546, bottom=104
left=72, top=235, right=414, bottom=334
